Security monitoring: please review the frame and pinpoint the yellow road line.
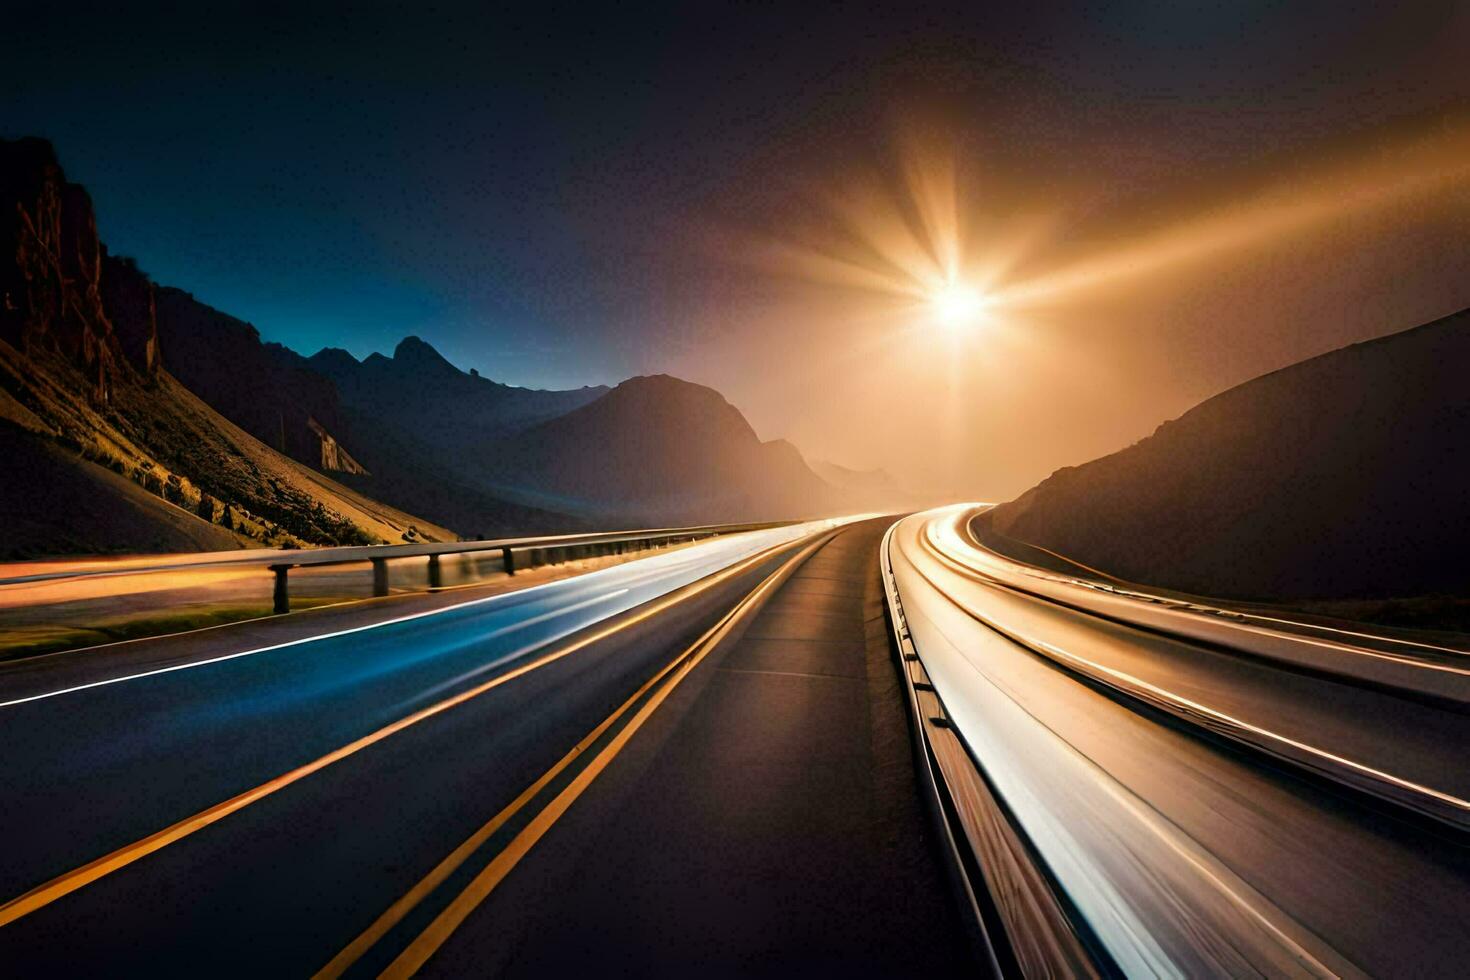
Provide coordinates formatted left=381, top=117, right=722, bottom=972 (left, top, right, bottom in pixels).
left=369, top=531, right=832, bottom=979
left=0, top=535, right=814, bottom=930
left=312, top=595, right=718, bottom=979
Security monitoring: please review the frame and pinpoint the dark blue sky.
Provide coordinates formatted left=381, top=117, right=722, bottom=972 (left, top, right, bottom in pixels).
left=8, top=2, right=950, bottom=386
left=6, top=2, right=1467, bottom=491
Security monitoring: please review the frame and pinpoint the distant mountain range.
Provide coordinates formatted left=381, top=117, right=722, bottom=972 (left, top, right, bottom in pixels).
left=982, top=307, right=1470, bottom=601
left=810, top=459, right=915, bottom=512
left=0, top=137, right=892, bottom=556
left=479, top=374, right=838, bottom=523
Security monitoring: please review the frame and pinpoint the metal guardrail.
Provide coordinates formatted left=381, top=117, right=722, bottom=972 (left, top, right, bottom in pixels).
left=880, top=521, right=1101, bottom=978
left=266, top=521, right=795, bottom=614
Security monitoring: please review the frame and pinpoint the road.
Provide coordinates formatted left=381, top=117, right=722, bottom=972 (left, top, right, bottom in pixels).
left=887, top=505, right=1470, bottom=978
left=0, top=517, right=971, bottom=975
left=7, top=504, right=1469, bottom=977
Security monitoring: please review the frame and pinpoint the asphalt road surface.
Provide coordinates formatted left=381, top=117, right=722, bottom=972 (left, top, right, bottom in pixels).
left=0, top=518, right=971, bottom=976
left=888, top=506, right=1470, bottom=978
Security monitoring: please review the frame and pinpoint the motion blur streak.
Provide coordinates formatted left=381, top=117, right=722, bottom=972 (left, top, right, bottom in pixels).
left=888, top=506, right=1470, bottom=977
left=890, top=511, right=1346, bottom=977
left=0, top=519, right=850, bottom=927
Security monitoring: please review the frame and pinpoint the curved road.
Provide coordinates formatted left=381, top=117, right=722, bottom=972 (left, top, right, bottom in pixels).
left=6, top=506, right=1469, bottom=977
left=887, top=505, right=1470, bottom=978
left=0, top=517, right=970, bottom=976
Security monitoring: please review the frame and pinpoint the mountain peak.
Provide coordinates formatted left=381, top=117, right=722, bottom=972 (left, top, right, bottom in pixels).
left=608, top=373, right=727, bottom=403
left=306, top=347, right=361, bottom=380
left=393, top=335, right=449, bottom=364
left=388, top=339, right=461, bottom=382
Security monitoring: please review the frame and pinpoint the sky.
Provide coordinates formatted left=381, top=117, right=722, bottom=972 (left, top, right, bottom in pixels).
left=6, top=1, right=1470, bottom=498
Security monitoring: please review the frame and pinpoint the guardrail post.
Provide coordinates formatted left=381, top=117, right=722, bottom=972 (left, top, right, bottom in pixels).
left=502, top=546, right=516, bottom=575
left=427, top=554, right=443, bottom=589
left=372, top=557, right=389, bottom=597
left=271, top=565, right=290, bottom=614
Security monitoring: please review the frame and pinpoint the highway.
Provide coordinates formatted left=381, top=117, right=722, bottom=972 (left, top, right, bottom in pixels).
left=0, top=516, right=971, bottom=975
left=5, top=504, right=1469, bottom=977
left=886, top=505, right=1470, bottom=978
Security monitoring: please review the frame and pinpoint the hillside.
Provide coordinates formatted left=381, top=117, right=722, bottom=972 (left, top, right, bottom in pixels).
left=152, top=287, right=366, bottom=474
left=0, top=423, right=241, bottom=556
left=983, top=308, right=1470, bottom=600
left=309, top=336, right=606, bottom=454
left=0, top=136, right=452, bottom=555
left=482, top=375, right=839, bottom=523
left=306, top=338, right=603, bottom=535
left=1, top=136, right=850, bottom=554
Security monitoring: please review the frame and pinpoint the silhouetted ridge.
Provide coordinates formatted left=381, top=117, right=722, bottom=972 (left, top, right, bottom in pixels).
left=484, top=374, right=836, bottom=523
left=304, top=337, right=609, bottom=534
left=1, top=136, right=843, bottom=551
left=391, top=335, right=460, bottom=374
left=984, top=308, right=1470, bottom=600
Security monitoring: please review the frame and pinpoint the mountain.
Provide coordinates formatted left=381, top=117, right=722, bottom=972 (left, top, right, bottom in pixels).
left=810, top=459, right=916, bottom=512
left=305, top=338, right=607, bottom=535
left=152, top=287, right=366, bottom=474
left=308, top=337, right=606, bottom=457
left=982, top=308, right=1470, bottom=600
left=0, top=137, right=452, bottom=555
left=126, top=297, right=590, bottom=537
left=1, top=136, right=847, bottom=555
left=480, top=374, right=838, bottom=523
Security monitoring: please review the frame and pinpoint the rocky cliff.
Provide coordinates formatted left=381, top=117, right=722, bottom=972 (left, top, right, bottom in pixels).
left=0, top=137, right=450, bottom=554
left=0, top=137, right=158, bottom=400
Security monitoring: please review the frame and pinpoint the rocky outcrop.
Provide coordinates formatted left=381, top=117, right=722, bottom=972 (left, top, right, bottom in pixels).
left=307, top=416, right=368, bottom=474
left=99, top=253, right=161, bottom=376
left=0, top=139, right=162, bottom=394
left=1, top=138, right=126, bottom=401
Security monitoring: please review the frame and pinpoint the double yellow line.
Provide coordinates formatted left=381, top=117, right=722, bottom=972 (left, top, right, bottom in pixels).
left=325, top=528, right=834, bottom=977
left=0, top=530, right=828, bottom=934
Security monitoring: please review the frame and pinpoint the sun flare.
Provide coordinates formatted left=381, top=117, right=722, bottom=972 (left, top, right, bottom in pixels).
left=931, top=281, right=986, bottom=329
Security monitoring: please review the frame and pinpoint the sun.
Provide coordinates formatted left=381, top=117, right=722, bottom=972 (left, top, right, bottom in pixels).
left=930, top=281, right=987, bottom=329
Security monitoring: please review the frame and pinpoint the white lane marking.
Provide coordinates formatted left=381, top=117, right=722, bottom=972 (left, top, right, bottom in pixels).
left=0, top=525, right=823, bottom=710
left=0, top=582, right=600, bottom=711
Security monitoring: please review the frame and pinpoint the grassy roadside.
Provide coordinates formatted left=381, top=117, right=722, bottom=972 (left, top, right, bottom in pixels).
left=0, top=598, right=343, bottom=662
left=0, top=534, right=719, bottom=665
